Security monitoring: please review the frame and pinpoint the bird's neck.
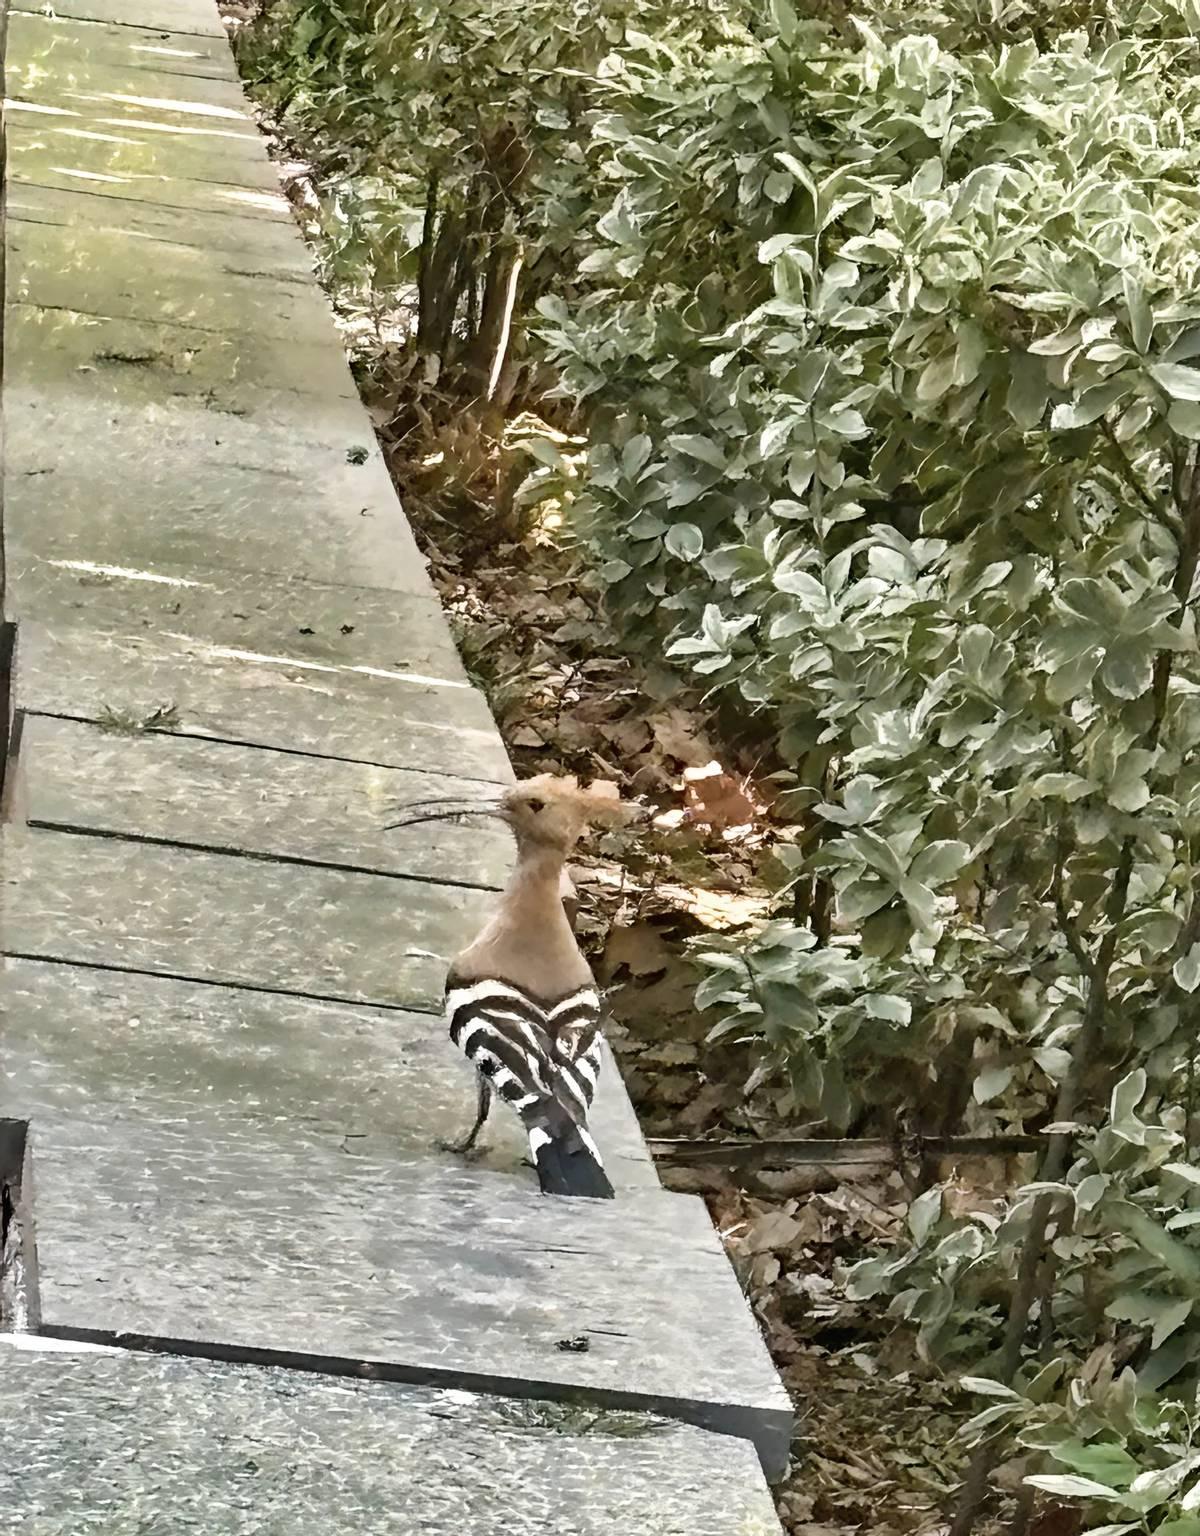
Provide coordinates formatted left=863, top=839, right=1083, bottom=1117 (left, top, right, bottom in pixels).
left=499, top=838, right=572, bottom=934
left=458, top=836, right=591, bottom=997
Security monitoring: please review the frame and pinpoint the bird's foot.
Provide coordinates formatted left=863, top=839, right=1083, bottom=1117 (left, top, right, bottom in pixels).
left=436, top=1135, right=486, bottom=1161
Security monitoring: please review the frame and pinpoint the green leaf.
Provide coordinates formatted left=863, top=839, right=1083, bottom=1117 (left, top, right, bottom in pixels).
left=774, top=151, right=819, bottom=201
left=665, top=523, right=704, bottom=561
left=1100, top=645, right=1153, bottom=704
left=916, top=353, right=957, bottom=403
left=974, top=1065, right=1014, bottom=1104
left=1169, top=401, right=1200, bottom=440
left=1124, top=271, right=1154, bottom=354
left=1033, top=1046, right=1072, bottom=1081
left=908, top=1185, right=942, bottom=1245
left=1106, top=1292, right=1193, bottom=1350
left=1111, top=1068, right=1147, bottom=1126
left=1151, top=363, right=1200, bottom=401
left=961, top=1376, right=1021, bottom=1399
left=1051, top=380, right=1128, bottom=429
left=864, top=993, right=911, bottom=1024
left=1174, top=944, right=1200, bottom=993
left=1030, top=773, right=1093, bottom=802
left=1154, top=1520, right=1200, bottom=1536
left=667, top=433, right=726, bottom=470
left=1023, top=1475, right=1123, bottom=1501
left=1074, top=1173, right=1109, bottom=1211
left=1049, top=1440, right=1140, bottom=1489
left=759, top=233, right=803, bottom=263
left=1107, top=1200, right=1200, bottom=1288
left=768, top=0, right=799, bottom=42
left=908, top=840, right=970, bottom=887
left=819, top=406, right=868, bottom=438
left=622, top=435, right=653, bottom=477
left=1008, top=354, right=1049, bottom=429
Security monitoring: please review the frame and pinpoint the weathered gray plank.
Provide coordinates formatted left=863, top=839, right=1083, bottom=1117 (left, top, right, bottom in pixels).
left=12, top=0, right=226, bottom=36
left=1, top=1348, right=784, bottom=1532
left=4, top=301, right=379, bottom=474
left=18, top=716, right=514, bottom=886
left=5, top=555, right=471, bottom=682
left=8, top=220, right=329, bottom=335
left=2, top=955, right=656, bottom=1188
left=5, top=11, right=241, bottom=80
left=9, top=156, right=289, bottom=221
left=15, top=624, right=510, bottom=777
left=9, top=110, right=289, bottom=199
left=8, top=49, right=257, bottom=122
left=9, top=300, right=353, bottom=401
left=22, top=1119, right=791, bottom=1472
left=5, top=453, right=426, bottom=597
left=8, top=11, right=242, bottom=87
left=4, top=308, right=439, bottom=593
left=4, top=826, right=495, bottom=1009
left=8, top=180, right=313, bottom=266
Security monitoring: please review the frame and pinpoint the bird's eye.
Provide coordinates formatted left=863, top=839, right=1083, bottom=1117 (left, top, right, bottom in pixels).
left=528, top=798, right=545, bottom=813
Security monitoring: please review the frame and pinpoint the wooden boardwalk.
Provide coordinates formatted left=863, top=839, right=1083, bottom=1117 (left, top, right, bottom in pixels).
left=0, top=3, right=792, bottom=1527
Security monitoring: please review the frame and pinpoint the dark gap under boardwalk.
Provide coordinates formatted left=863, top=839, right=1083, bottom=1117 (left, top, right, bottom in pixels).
left=0, top=1118, right=40, bottom=1330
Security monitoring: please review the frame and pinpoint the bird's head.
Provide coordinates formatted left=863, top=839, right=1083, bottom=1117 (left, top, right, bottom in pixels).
left=385, top=772, right=643, bottom=854
left=498, top=774, right=638, bottom=852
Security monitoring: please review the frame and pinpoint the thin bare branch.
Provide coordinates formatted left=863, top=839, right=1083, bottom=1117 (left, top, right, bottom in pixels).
left=1052, top=812, right=1093, bottom=980
left=647, top=1133, right=1063, bottom=1168
left=1100, top=419, right=1180, bottom=532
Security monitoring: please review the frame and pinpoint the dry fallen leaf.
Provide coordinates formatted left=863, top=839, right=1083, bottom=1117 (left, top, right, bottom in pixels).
left=652, top=706, right=717, bottom=766
left=743, top=1207, right=806, bottom=1253
left=602, top=920, right=672, bottom=978
left=682, top=760, right=761, bottom=833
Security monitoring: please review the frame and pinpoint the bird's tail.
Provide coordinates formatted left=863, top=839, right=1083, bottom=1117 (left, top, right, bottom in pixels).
left=525, top=1104, right=614, bottom=1200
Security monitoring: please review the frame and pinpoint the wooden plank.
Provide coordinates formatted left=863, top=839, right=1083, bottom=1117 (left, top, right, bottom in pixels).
left=9, top=115, right=289, bottom=204
left=5, top=555, right=471, bottom=684
left=8, top=50, right=260, bottom=128
left=8, top=12, right=244, bottom=91
left=9, top=180, right=313, bottom=265
left=18, top=715, right=514, bottom=886
left=3, top=1348, right=784, bottom=1532
left=15, top=623, right=510, bottom=779
left=5, top=306, right=438, bottom=595
left=8, top=220, right=330, bottom=336
left=5, top=12, right=241, bottom=81
left=2, top=955, right=658, bottom=1189
left=4, top=825, right=497, bottom=1010
left=3, top=829, right=494, bottom=1007
left=11, top=0, right=227, bottom=37
left=24, top=1119, right=792, bottom=1476
left=7, top=298, right=354, bottom=401
left=9, top=153, right=289, bottom=222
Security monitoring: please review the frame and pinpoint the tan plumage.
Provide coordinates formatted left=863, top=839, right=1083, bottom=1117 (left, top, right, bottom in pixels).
left=387, top=774, right=639, bottom=1198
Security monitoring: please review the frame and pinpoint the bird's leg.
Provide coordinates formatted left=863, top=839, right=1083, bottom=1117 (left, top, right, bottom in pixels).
left=438, top=1076, right=493, bottom=1157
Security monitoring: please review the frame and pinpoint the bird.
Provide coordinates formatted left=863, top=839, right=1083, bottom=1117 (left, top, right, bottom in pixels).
left=385, top=774, right=638, bottom=1199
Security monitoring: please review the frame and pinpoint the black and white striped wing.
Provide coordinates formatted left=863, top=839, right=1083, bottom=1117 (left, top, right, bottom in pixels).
left=444, top=980, right=604, bottom=1123
left=445, top=979, right=558, bottom=1117
left=444, top=978, right=613, bottom=1199
left=546, top=988, right=604, bottom=1122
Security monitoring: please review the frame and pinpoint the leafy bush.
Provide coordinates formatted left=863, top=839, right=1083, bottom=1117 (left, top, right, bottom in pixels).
left=534, top=7, right=1200, bottom=1145
left=237, top=4, right=1200, bottom=1525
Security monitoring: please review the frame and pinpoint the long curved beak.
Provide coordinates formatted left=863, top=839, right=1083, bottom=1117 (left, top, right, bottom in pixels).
left=383, top=795, right=508, bottom=832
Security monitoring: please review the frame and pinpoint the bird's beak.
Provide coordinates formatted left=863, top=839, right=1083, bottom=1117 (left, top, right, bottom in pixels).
left=383, top=795, right=508, bottom=832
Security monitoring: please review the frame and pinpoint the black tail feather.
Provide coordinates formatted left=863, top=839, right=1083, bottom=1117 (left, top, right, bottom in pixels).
left=528, top=1125, right=614, bottom=1199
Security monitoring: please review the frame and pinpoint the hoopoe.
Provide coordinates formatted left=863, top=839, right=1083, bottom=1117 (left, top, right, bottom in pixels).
left=386, top=774, right=637, bottom=1199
